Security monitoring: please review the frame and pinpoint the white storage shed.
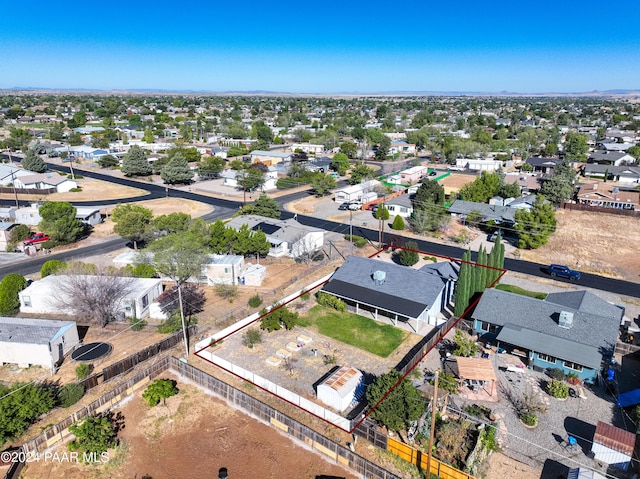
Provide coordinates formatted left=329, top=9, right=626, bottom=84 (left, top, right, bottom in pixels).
left=317, top=366, right=363, bottom=412
left=591, top=421, right=635, bottom=471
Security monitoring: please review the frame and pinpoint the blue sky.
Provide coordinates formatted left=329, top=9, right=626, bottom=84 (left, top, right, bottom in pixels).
left=2, top=1, right=639, bottom=93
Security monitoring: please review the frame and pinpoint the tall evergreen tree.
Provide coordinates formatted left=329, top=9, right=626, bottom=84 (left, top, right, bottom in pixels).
left=22, top=148, right=47, bottom=173
left=160, top=153, right=193, bottom=184
left=454, top=250, right=472, bottom=317
left=121, top=145, right=151, bottom=177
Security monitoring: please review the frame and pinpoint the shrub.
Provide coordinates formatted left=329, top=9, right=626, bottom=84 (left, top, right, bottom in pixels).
left=142, top=379, right=179, bottom=407
left=124, top=263, right=157, bottom=278
left=546, top=379, right=569, bottom=399
left=130, top=317, right=147, bottom=331
left=68, top=187, right=83, bottom=192
left=68, top=174, right=84, bottom=179
left=300, top=291, right=310, bottom=301
left=434, top=370, right=459, bottom=394
left=520, top=412, right=537, bottom=427
left=396, top=241, right=420, bottom=266
left=248, top=294, right=263, bottom=308
left=75, top=363, right=93, bottom=380
left=0, top=273, right=29, bottom=315
left=242, top=328, right=262, bottom=348
left=68, top=414, right=117, bottom=457
left=391, top=215, right=405, bottom=230
left=547, top=368, right=565, bottom=381
left=316, top=292, right=346, bottom=312
left=156, top=313, right=196, bottom=334
left=58, top=383, right=85, bottom=408
left=452, top=330, right=479, bottom=357
left=41, top=259, right=66, bottom=278
left=344, top=234, right=367, bottom=248
left=215, top=284, right=238, bottom=302
left=479, top=424, right=498, bottom=452
left=260, top=305, right=299, bottom=332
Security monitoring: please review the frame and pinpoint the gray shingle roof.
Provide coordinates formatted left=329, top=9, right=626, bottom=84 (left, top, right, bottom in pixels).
left=472, top=289, right=620, bottom=368
left=0, top=317, right=76, bottom=345
left=448, top=200, right=517, bottom=223
left=545, top=290, right=624, bottom=322
left=225, top=215, right=320, bottom=244
left=321, top=256, right=448, bottom=318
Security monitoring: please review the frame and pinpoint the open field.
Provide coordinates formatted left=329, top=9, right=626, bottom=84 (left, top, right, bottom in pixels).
left=0, top=178, right=147, bottom=203
left=18, top=376, right=360, bottom=479
left=519, top=209, right=640, bottom=281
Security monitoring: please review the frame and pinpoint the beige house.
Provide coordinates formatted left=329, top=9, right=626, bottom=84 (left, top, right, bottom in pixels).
left=0, top=222, right=18, bottom=251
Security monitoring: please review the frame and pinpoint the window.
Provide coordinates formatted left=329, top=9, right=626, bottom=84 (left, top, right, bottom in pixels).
left=537, top=353, right=557, bottom=364
left=141, top=294, right=149, bottom=310
left=224, top=267, right=231, bottom=274
left=563, top=361, right=583, bottom=372
left=22, top=296, right=31, bottom=307
left=480, top=321, right=498, bottom=334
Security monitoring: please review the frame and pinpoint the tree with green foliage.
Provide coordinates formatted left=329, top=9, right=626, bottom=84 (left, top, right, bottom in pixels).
left=21, top=147, right=47, bottom=173
left=396, top=241, right=419, bottom=266
left=67, top=131, right=84, bottom=146
left=628, top=145, right=640, bottom=161
left=142, top=127, right=154, bottom=143
left=97, top=154, right=119, bottom=168
left=152, top=212, right=192, bottom=235
left=68, top=414, right=118, bottom=458
left=0, top=273, right=28, bottom=315
left=238, top=193, right=281, bottom=218
left=121, top=145, right=151, bottom=177
left=6, top=224, right=31, bottom=251
left=142, top=379, right=179, bottom=407
left=391, top=215, right=405, bottom=230
left=197, top=156, right=226, bottom=179
left=486, top=233, right=504, bottom=286
left=564, top=131, right=589, bottom=162
left=0, top=382, right=55, bottom=445
left=365, top=370, right=426, bottom=433
left=160, top=152, right=193, bottom=184
left=58, top=383, right=85, bottom=408
left=514, top=195, right=557, bottom=249
left=111, top=204, right=153, bottom=250
left=454, top=250, right=472, bottom=317
left=408, top=206, right=448, bottom=234
left=260, top=305, right=299, bottom=332
left=236, top=167, right=265, bottom=192
left=339, top=141, right=358, bottom=159
left=348, top=164, right=376, bottom=185
left=376, top=204, right=390, bottom=247
left=38, top=201, right=85, bottom=246
left=413, top=180, right=445, bottom=209
left=540, top=159, right=576, bottom=205
left=374, top=135, right=391, bottom=161
left=123, top=263, right=157, bottom=278
left=452, top=329, right=480, bottom=357
left=41, top=259, right=66, bottom=278
left=457, top=171, right=501, bottom=203
left=330, top=153, right=350, bottom=175
left=309, top=173, right=337, bottom=196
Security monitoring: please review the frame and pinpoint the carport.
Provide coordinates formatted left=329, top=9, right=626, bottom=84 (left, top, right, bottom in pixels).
left=456, top=357, right=497, bottom=396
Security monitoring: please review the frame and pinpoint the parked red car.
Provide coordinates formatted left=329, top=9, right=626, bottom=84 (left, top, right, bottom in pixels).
left=23, top=233, right=50, bottom=246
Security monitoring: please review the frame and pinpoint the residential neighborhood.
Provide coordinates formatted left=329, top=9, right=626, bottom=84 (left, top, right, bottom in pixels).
left=0, top=92, right=640, bottom=479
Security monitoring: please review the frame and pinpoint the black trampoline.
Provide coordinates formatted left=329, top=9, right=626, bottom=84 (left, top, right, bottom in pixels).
left=71, top=342, right=113, bottom=362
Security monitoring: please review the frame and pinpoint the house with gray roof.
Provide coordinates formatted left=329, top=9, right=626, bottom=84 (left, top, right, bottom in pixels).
left=583, top=164, right=640, bottom=185
left=525, top=157, right=564, bottom=175
left=0, top=317, right=79, bottom=372
left=385, top=193, right=414, bottom=218
left=470, top=289, right=621, bottom=383
left=448, top=200, right=517, bottom=225
left=320, top=256, right=459, bottom=332
left=224, top=215, right=324, bottom=259
left=588, top=151, right=636, bottom=166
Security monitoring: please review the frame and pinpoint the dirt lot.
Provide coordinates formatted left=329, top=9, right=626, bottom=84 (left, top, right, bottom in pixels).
left=518, top=209, right=640, bottom=281
left=19, top=375, right=359, bottom=479
left=0, top=178, right=147, bottom=203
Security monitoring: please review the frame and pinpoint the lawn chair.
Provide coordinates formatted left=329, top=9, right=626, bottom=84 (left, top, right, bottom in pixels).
left=565, top=435, right=579, bottom=453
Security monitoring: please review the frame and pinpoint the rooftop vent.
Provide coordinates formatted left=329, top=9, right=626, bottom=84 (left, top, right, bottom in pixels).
left=612, top=186, right=619, bottom=195
left=559, top=311, right=574, bottom=329
left=372, top=270, right=386, bottom=286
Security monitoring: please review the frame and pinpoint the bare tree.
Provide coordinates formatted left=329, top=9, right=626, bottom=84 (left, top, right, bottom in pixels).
left=51, top=265, right=136, bottom=327
left=292, top=233, right=322, bottom=265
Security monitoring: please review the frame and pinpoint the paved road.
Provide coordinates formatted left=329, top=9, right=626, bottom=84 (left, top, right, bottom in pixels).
left=3, top=158, right=638, bottom=298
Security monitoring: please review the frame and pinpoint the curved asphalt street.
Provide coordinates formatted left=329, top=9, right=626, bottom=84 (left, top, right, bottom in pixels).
left=2, top=158, right=638, bottom=298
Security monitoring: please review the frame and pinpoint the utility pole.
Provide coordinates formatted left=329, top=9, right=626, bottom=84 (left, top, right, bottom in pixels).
left=177, top=283, right=189, bottom=358
left=426, top=370, right=439, bottom=479
left=349, top=209, right=353, bottom=256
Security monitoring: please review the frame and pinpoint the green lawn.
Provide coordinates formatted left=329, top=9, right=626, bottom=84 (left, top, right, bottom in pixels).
left=298, top=305, right=407, bottom=358
left=495, top=283, right=547, bottom=300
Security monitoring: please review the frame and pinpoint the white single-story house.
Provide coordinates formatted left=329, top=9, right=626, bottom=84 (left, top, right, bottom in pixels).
left=249, top=150, right=292, bottom=166
left=0, top=317, right=79, bottom=372
left=385, top=194, right=414, bottom=218
left=591, top=421, right=635, bottom=471
left=334, top=180, right=381, bottom=203
left=220, top=168, right=278, bottom=192
left=75, top=207, right=103, bottom=226
left=14, top=204, right=43, bottom=226
left=588, top=151, right=636, bottom=166
left=389, top=141, right=417, bottom=155
left=317, top=366, right=364, bottom=412
left=456, top=157, right=504, bottom=172
left=0, top=207, right=16, bottom=221
left=225, top=215, right=324, bottom=259
left=14, top=173, right=77, bottom=193
left=321, top=256, right=459, bottom=332
left=290, top=143, right=325, bottom=154
left=0, top=164, right=33, bottom=186
left=0, top=222, right=18, bottom=251
left=55, top=145, right=109, bottom=161
left=19, top=275, right=163, bottom=320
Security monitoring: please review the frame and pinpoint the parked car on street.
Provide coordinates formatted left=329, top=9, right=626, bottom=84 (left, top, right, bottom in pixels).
left=547, top=264, right=580, bottom=281
left=23, top=233, right=50, bottom=246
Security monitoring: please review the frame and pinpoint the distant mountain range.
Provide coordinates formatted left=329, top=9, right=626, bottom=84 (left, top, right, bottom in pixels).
left=2, top=86, right=640, bottom=97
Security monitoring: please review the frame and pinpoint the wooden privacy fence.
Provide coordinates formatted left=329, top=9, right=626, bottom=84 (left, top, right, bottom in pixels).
left=561, top=201, right=638, bottom=217
left=388, top=437, right=476, bottom=479
left=77, top=326, right=197, bottom=391
left=0, top=186, right=56, bottom=195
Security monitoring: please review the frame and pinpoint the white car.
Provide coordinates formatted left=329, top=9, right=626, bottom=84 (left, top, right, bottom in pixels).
left=447, top=166, right=464, bottom=171
left=348, top=202, right=362, bottom=210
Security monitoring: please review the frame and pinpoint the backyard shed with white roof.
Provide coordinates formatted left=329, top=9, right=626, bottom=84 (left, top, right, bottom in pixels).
left=317, top=366, right=363, bottom=412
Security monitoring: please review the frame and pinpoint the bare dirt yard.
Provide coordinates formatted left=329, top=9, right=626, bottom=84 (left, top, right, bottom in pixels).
left=0, top=178, right=147, bottom=203
left=19, top=375, right=360, bottom=479
left=518, top=209, right=640, bottom=281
